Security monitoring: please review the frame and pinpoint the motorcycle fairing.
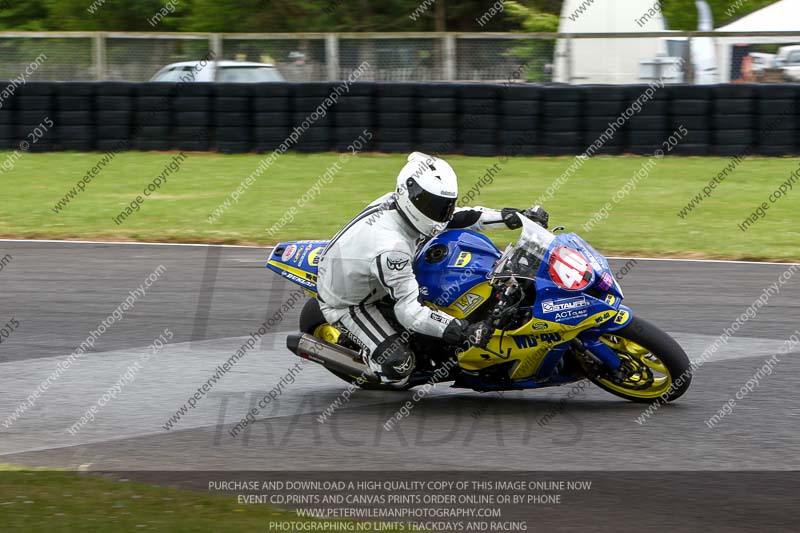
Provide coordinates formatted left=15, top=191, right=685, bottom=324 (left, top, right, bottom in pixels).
left=266, top=240, right=327, bottom=296
left=415, top=230, right=502, bottom=308
left=452, top=230, right=630, bottom=383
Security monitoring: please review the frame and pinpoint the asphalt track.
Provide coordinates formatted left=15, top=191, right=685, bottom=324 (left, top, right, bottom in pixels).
left=1, top=239, right=799, bottom=474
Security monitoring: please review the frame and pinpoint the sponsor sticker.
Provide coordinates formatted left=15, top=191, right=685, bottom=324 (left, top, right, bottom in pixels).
left=280, top=269, right=313, bottom=288
left=541, top=296, right=589, bottom=314
left=454, top=251, right=471, bottom=268
left=281, top=244, right=297, bottom=262
left=307, top=246, right=323, bottom=267
left=453, top=292, right=484, bottom=315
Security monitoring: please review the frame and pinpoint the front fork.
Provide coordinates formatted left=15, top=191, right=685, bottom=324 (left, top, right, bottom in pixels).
left=574, top=304, right=634, bottom=373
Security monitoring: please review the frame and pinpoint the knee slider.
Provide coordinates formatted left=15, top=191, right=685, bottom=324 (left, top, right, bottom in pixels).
left=373, top=334, right=415, bottom=380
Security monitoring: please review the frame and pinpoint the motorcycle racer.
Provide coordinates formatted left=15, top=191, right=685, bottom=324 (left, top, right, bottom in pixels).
left=316, top=152, right=549, bottom=383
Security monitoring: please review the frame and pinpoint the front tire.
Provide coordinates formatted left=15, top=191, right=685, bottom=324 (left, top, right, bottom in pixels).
left=587, top=316, right=692, bottom=404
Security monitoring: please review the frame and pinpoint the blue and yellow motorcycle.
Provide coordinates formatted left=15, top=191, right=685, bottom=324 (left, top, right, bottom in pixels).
left=267, top=217, right=692, bottom=403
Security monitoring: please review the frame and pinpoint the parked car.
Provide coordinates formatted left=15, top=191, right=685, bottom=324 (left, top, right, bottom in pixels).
left=749, top=53, right=775, bottom=73
left=774, top=45, right=800, bottom=82
left=150, top=60, right=285, bottom=82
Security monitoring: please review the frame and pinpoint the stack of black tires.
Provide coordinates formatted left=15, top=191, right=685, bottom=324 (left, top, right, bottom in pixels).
left=583, top=86, right=627, bottom=155
left=252, top=83, right=290, bottom=153
left=375, top=83, right=415, bottom=153
left=625, top=84, right=670, bottom=156
left=172, top=84, right=211, bottom=151
left=95, top=82, right=135, bottom=152
left=292, top=83, right=333, bottom=152
left=214, top=84, right=251, bottom=153
left=668, top=85, right=711, bottom=155
left=134, top=83, right=173, bottom=151
left=333, top=83, right=374, bottom=152
left=416, top=84, right=459, bottom=156
left=712, top=84, right=756, bottom=156
left=0, top=81, right=795, bottom=157
left=755, top=84, right=796, bottom=156
left=499, top=85, right=539, bottom=156
left=16, top=83, right=56, bottom=152
left=541, top=87, right=582, bottom=155
left=458, top=84, right=499, bottom=156
left=0, top=88, right=13, bottom=150
left=58, top=83, right=95, bottom=151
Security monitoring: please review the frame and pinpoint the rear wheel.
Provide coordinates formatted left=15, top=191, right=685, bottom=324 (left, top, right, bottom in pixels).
left=586, top=316, right=692, bottom=404
left=298, top=299, right=412, bottom=391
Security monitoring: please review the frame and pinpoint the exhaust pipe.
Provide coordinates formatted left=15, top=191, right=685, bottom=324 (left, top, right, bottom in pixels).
left=286, top=333, right=381, bottom=384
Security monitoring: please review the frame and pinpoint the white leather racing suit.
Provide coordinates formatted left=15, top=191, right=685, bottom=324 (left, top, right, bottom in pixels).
left=317, top=192, right=508, bottom=358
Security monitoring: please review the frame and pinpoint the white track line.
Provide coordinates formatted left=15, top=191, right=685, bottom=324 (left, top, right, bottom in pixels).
left=1, top=238, right=797, bottom=265
left=606, top=256, right=800, bottom=266
left=0, top=238, right=264, bottom=249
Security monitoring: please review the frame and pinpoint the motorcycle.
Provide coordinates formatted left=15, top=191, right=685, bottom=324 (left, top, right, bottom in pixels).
left=266, top=217, right=691, bottom=403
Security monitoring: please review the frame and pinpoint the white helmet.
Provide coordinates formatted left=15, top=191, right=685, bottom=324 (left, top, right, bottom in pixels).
left=395, top=152, right=458, bottom=237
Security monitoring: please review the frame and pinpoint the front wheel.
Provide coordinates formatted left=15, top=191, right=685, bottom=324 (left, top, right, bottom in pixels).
left=587, top=316, right=692, bottom=404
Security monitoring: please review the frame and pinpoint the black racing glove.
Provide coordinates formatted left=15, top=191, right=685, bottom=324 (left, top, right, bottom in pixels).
left=523, top=205, right=549, bottom=229
left=443, top=319, right=492, bottom=348
left=501, top=206, right=549, bottom=230
left=501, top=208, right=524, bottom=230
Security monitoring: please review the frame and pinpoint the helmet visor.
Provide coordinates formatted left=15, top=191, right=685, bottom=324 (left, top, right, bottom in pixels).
left=407, top=180, right=456, bottom=223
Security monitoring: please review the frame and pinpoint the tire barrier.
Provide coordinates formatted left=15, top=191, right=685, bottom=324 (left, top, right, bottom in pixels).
left=0, top=82, right=797, bottom=156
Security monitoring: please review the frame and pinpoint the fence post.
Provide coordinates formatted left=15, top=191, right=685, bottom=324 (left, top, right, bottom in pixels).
left=684, top=35, right=694, bottom=84
left=565, top=34, right=573, bottom=84
left=210, top=33, right=223, bottom=61
left=326, top=34, right=339, bottom=81
left=93, top=32, right=107, bottom=81
left=443, top=33, right=456, bottom=81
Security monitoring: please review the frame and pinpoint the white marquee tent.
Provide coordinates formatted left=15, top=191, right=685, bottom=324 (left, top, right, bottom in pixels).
left=715, top=0, right=800, bottom=81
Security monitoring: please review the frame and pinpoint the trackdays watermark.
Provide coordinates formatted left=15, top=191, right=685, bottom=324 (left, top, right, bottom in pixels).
left=0, top=53, right=47, bottom=110
left=228, top=362, right=306, bottom=438
left=213, top=390, right=585, bottom=449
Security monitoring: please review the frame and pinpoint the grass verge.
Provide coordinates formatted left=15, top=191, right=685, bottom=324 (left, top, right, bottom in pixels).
left=0, top=151, right=797, bottom=260
left=0, top=464, right=382, bottom=532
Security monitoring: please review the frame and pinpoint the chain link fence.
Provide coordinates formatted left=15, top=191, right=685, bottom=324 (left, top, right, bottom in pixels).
left=0, top=31, right=799, bottom=84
